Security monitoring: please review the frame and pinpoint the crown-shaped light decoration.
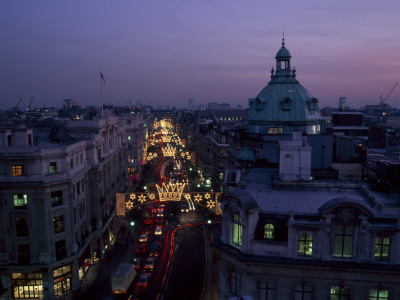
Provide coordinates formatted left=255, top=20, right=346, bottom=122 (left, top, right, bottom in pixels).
left=161, top=129, right=168, bottom=135
left=156, top=182, right=186, bottom=201
left=162, top=144, right=176, bottom=158
left=162, top=135, right=172, bottom=143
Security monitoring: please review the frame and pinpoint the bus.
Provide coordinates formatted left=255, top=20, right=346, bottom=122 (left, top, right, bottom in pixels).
left=111, top=263, right=136, bottom=294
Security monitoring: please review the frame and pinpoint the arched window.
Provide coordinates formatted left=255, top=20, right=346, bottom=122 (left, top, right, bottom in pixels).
left=264, top=223, right=275, bottom=239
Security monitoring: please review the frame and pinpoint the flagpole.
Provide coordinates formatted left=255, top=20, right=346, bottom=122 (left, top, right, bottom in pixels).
left=101, top=73, right=103, bottom=118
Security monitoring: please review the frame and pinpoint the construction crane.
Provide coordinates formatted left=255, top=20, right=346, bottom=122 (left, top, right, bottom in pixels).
left=379, top=82, right=399, bottom=106
left=26, top=96, right=35, bottom=111
left=13, top=98, right=26, bottom=112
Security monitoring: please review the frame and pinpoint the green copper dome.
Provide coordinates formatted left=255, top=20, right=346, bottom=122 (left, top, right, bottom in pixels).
left=248, top=39, right=321, bottom=135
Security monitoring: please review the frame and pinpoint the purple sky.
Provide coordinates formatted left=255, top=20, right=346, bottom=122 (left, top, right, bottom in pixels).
left=1, top=1, right=399, bottom=110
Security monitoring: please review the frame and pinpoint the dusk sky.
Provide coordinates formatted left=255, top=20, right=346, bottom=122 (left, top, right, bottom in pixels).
left=1, top=1, right=399, bottom=110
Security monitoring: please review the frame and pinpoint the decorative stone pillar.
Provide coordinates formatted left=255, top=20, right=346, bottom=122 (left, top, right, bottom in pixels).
left=287, top=210, right=296, bottom=258
left=357, top=216, right=369, bottom=263
left=321, top=215, right=334, bottom=261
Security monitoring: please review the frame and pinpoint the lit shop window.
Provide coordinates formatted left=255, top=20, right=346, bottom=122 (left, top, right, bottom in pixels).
left=298, top=233, right=313, bottom=256
left=12, top=272, right=43, bottom=299
left=12, top=165, right=24, bottom=176
left=53, top=265, right=72, bottom=296
left=232, top=213, right=242, bottom=247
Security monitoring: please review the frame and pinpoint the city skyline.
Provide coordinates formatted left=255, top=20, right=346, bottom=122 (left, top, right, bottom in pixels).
left=1, top=1, right=400, bottom=110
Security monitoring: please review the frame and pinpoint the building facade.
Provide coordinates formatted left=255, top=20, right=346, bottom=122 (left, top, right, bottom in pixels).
left=0, top=116, right=127, bottom=300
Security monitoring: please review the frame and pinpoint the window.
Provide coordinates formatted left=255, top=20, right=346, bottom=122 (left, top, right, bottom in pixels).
left=77, top=182, right=81, bottom=195
left=27, top=134, right=32, bottom=145
left=51, top=191, right=63, bottom=207
left=230, top=270, right=240, bottom=297
left=128, top=135, right=131, bottom=141
left=12, top=273, right=43, bottom=299
left=12, top=165, right=24, bottom=176
left=14, top=194, right=28, bottom=209
left=70, top=158, right=73, bottom=169
left=49, top=162, right=57, bottom=174
left=259, top=281, right=275, bottom=300
left=8, top=135, right=12, bottom=145
left=55, top=240, right=67, bottom=260
left=264, top=223, right=275, bottom=239
left=18, top=245, right=30, bottom=265
left=375, top=237, right=390, bottom=261
left=53, top=215, right=65, bottom=233
left=369, top=289, right=389, bottom=300
left=232, top=213, right=242, bottom=246
left=80, top=153, right=83, bottom=164
left=53, top=265, right=72, bottom=296
left=294, top=283, right=313, bottom=300
left=219, top=172, right=224, bottom=180
left=330, top=286, right=350, bottom=300
left=16, top=218, right=29, bottom=237
left=268, top=127, right=283, bottom=134
left=333, top=224, right=354, bottom=258
left=298, top=233, right=313, bottom=256
left=75, top=155, right=79, bottom=166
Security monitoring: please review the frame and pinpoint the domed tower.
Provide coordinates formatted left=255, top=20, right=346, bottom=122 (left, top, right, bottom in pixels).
left=247, top=38, right=321, bottom=135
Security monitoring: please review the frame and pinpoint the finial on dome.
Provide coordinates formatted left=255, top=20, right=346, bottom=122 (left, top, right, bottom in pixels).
left=282, top=29, right=285, bottom=47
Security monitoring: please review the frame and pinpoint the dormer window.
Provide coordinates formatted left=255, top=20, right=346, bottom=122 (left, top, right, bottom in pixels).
left=264, top=223, right=275, bottom=239
left=280, top=97, right=292, bottom=111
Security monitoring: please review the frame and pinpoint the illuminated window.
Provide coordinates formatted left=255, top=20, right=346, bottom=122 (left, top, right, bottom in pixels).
left=230, top=270, right=240, bottom=296
left=53, top=215, right=65, bottom=233
left=333, top=224, right=354, bottom=258
left=259, top=281, right=275, bottom=299
left=128, top=135, right=131, bottom=141
left=298, top=233, right=313, bottom=256
left=232, top=213, right=242, bottom=246
left=330, top=286, right=350, bottom=300
left=12, top=273, right=43, bottom=299
left=369, top=289, right=389, bottom=300
left=49, top=162, right=57, bottom=174
left=268, top=127, right=283, bottom=134
left=219, top=172, right=224, bottom=180
left=14, top=194, right=28, bottom=208
left=264, top=223, right=275, bottom=239
left=16, top=218, right=29, bottom=236
left=294, top=283, right=313, bottom=300
left=375, top=237, right=391, bottom=261
left=53, top=265, right=72, bottom=296
left=12, top=165, right=24, bottom=176
left=51, top=191, right=63, bottom=207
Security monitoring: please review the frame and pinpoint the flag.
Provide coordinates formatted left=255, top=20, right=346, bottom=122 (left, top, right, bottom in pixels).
left=100, top=71, right=105, bottom=84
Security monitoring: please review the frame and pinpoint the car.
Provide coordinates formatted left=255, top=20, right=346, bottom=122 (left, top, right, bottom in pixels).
left=144, top=257, right=156, bottom=271
left=156, top=209, right=163, bottom=217
left=136, top=242, right=147, bottom=256
left=155, top=219, right=163, bottom=228
left=153, top=237, right=162, bottom=247
left=154, top=226, right=162, bottom=235
left=143, top=218, right=153, bottom=225
left=159, top=203, right=166, bottom=209
left=150, top=248, right=160, bottom=257
left=142, top=226, right=152, bottom=235
left=181, top=204, right=189, bottom=213
left=139, top=233, right=148, bottom=243
left=136, top=272, right=151, bottom=290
